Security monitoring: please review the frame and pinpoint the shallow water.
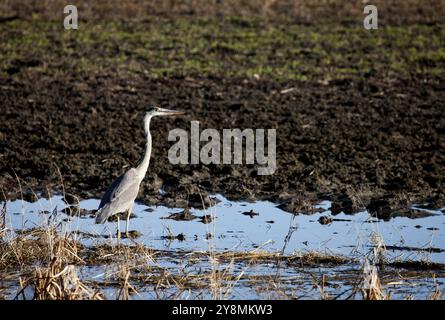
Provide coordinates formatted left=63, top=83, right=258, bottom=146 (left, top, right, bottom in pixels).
left=2, top=194, right=445, bottom=299
left=4, top=194, right=445, bottom=262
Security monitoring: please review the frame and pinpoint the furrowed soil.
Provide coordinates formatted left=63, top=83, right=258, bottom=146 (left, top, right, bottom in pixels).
left=0, top=1, right=444, bottom=215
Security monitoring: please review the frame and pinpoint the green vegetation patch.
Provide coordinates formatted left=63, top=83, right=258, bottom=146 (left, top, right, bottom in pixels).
left=1, top=17, right=444, bottom=80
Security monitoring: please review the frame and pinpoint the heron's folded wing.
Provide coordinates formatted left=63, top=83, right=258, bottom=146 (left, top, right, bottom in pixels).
left=98, top=169, right=141, bottom=209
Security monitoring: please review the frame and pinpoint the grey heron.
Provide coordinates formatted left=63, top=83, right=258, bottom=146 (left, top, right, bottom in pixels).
left=95, top=107, right=184, bottom=238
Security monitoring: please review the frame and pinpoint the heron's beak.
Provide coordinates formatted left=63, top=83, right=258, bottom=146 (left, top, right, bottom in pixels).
left=157, top=108, right=186, bottom=116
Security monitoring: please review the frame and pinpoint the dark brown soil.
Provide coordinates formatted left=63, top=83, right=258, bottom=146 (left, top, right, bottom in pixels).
left=0, top=1, right=444, bottom=217
left=1, top=73, right=444, bottom=211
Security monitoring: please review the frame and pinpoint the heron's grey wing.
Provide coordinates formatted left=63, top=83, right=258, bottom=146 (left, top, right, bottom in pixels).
left=96, top=169, right=141, bottom=223
left=99, top=169, right=141, bottom=209
left=99, top=168, right=141, bottom=213
left=98, top=173, right=125, bottom=209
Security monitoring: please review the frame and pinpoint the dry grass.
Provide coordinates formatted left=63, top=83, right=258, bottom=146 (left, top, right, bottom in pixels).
left=0, top=203, right=6, bottom=237
left=4, top=225, right=102, bottom=299
left=429, top=283, right=443, bottom=300
left=31, top=257, right=103, bottom=300
left=0, top=227, right=102, bottom=300
left=1, top=227, right=444, bottom=300
left=0, top=228, right=83, bottom=269
left=361, top=259, right=390, bottom=300
left=198, top=192, right=246, bottom=300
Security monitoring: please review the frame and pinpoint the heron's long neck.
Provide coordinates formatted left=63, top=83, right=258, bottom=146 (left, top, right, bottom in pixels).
left=135, top=118, right=152, bottom=178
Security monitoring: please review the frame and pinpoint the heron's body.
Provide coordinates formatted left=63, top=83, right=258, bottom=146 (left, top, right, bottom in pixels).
left=95, top=107, right=184, bottom=237
left=95, top=168, right=142, bottom=224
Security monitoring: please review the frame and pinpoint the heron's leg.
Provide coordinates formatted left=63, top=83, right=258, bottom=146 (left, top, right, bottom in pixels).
left=117, top=216, right=121, bottom=240
left=125, top=208, right=131, bottom=238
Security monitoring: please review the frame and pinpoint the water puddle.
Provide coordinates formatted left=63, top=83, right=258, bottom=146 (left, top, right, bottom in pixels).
left=1, top=194, right=445, bottom=299
left=4, top=194, right=445, bottom=262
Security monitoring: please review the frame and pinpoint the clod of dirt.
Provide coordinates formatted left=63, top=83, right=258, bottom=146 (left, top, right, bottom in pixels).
left=241, top=210, right=259, bottom=218
left=318, top=216, right=332, bottom=225
left=417, top=192, right=445, bottom=210
left=107, top=212, right=137, bottom=222
left=366, top=198, right=434, bottom=221
left=393, top=209, right=435, bottom=219
left=277, top=196, right=318, bottom=215
left=330, top=192, right=363, bottom=215
left=62, top=207, right=96, bottom=218
left=198, top=214, right=213, bottom=224
left=22, top=192, right=39, bottom=203
left=60, top=207, right=72, bottom=215
left=187, top=193, right=220, bottom=209
left=161, top=233, right=186, bottom=241
left=387, top=260, right=445, bottom=271
left=162, top=208, right=197, bottom=221
left=62, top=193, right=80, bottom=205
left=120, top=230, right=142, bottom=239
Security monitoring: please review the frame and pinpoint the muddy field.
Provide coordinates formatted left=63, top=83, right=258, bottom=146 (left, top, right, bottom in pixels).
left=1, top=1, right=445, bottom=215
left=0, top=0, right=444, bottom=300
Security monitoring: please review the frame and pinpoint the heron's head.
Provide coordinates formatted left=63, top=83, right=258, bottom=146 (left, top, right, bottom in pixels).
left=143, top=107, right=185, bottom=134
left=146, top=106, right=185, bottom=118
